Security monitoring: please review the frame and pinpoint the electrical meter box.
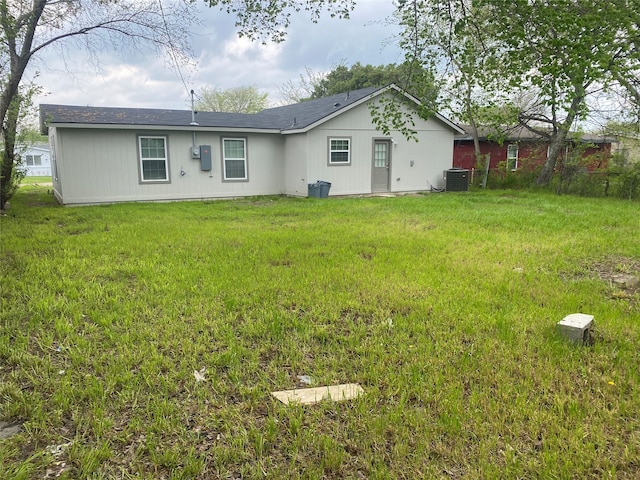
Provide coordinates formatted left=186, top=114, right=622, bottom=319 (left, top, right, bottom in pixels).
left=191, top=146, right=200, bottom=159
left=199, top=145, right=212, bottom=171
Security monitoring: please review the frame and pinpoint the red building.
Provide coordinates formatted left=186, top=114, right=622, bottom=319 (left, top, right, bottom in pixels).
left=453, top=125, right=615, bottom=173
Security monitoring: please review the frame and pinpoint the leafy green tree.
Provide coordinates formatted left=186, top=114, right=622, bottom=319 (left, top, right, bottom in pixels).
left=394, top=0, right=640, bottom=186
left=205, top=0, right=355, bottom=43
left=0, top=0, right=194, bottom=209
left=395, top=0, right=505, bottom=169
left=195, top=86, right=269, bottom=113
left=309, top=62, right=437, bottom=101
left=472, top=0, right=640, bottom=186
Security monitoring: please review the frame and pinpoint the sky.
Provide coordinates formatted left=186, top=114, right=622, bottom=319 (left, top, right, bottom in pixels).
left=29, top=0, right=404, bottom=111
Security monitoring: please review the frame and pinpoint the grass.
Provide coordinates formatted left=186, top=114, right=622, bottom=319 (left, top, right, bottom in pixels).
left=1, top=186, right=639, bottom=479
left=18, top=176, right=52, bottom=185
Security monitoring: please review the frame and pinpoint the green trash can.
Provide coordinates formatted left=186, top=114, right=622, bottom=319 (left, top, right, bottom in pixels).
left=318, top=181, right=332, bottom=198
left=308, top=182, right=321, bottom=198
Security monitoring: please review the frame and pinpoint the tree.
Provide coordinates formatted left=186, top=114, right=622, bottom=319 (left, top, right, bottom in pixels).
left=0, top=0, right=194, bottom=209
left=278, top=66, right=326, bottom=104
left=195, top=86, right=268, bottom=113
left=205, top=0, right=355, bottom=43
left=395, top=0, right=505, bottom=173
left=472, top=0, right=640, bottom=186
left=304, top=62, right=439, bottom=106
left=394, top=0, right=640, bottom=186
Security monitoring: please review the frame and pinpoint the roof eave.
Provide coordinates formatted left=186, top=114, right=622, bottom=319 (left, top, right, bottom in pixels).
left=47, top=123, right=282, bottom=134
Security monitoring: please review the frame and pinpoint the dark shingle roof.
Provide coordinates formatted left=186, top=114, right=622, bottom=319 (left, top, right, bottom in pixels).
left=40, top=86, right=384, bottom=134
left=259, top=86, right=381, bottom=131
left=456, top=124, right=616, bottom=144
left=39, top=104, right=283, bottom=131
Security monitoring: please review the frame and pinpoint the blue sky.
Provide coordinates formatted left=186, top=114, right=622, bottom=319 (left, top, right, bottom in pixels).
left=30, top=0, right=403, bottom=110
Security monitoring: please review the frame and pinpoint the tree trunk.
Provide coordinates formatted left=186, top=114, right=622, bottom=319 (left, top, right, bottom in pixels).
left=0, top=100, right=20, bottom=210
left=535, top=90, right=584, bottom=186
left=536, top=128, right=568, bottom=186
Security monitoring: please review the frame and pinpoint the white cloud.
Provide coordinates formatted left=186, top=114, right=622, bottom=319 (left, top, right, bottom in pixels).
left=32, top=0, right=403, bottom=110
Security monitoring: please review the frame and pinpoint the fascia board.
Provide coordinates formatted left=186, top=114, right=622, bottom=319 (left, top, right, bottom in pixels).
left=49, top=123, right=281, bottom=134
left=23, top=146, right=50, bottom=152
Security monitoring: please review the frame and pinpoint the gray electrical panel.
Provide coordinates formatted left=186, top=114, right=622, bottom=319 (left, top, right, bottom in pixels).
left=199, top=145, right=212, bottom=171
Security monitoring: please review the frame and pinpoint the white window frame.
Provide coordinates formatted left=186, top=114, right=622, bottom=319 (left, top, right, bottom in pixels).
left=138, top=135, right=169, bottom=183
left=26, top=154, right=42, bottom=166
left=507, top=143, right=519, bottom=170
left=222, top=137, right=248, bottom=181
left=328, top=137, right=351, bottom=165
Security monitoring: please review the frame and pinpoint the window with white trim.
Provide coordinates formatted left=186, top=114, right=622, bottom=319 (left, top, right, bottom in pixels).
left=138, top=136, right=169, bottom=182
left=26, top=154, right=42, bottom=166
left=222, top=138, right=248, bottom=180
left=507, top=144, right=518, bottom=170
left=329, top=138, right=351, bottom=165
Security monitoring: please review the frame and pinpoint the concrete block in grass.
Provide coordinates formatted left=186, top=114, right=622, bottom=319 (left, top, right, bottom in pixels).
left=557, top=313, right=594, bottom=345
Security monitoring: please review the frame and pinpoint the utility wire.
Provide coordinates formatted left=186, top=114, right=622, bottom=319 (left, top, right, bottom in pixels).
left=157, top=0, right=191, bottom=100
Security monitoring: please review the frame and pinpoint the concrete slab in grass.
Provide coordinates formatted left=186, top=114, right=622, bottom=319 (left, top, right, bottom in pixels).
left=0, top=421, right=22, bottom=440
left=557, top=313, right=594, bottom=345
left=272, top=383, right=364, bottom=405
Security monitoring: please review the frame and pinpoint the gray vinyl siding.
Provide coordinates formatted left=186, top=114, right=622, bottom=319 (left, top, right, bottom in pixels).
left=283, top=134, right=309, bottom=197
left=299, top=98, right=454, bottom=195
left=47, top=90, right=457, bottom=204
left=52, top=128, right=285, bottom=204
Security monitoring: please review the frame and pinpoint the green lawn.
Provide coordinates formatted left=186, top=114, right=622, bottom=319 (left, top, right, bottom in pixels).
left=19, top=176, right=52, bottom=185
left=1, top=186, right=639, bottom=479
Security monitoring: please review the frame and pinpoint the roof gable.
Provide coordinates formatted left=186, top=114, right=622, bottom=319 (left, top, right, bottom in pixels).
left=257, top=86, right=381, bottom=131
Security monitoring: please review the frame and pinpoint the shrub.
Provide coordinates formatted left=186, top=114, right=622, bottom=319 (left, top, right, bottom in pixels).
left=607, top=154, right=640, bottom=200
left=482, top=157, right=540, bottom=190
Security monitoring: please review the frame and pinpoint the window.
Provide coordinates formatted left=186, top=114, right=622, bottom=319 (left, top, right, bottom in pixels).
left=329, top=138, right=351, bottom=165
left=26, top=155, right=42, bottom=166
left=222, top=138, right=247, bottom=180
left=138, top=136, right=169, bottom=182
left=507, top=144, right=518, bottom=170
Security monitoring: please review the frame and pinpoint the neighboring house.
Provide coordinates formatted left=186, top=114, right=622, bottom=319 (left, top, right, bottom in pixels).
left=40, top=85, right=464, bottom=205
left=18, top=143, right=52, bottom=177
left=453, top=125, right=615, bottom=172
left=611, top=133, right=640, bottom=165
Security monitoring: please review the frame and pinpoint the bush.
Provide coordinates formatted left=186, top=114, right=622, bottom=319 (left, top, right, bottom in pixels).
left=608, top=155, right=640, bottom=200
left=479, top=158, right=541, bottom=190
left=548, top=152, right=640, bottom=200
left=0, top=151, right=25, bottom=209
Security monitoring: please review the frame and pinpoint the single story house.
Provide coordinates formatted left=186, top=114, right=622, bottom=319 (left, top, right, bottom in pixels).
left=17, top=143, right=52, bottom=177
left=40, top=84, right=464, bottom=205
left=453, top=125, right=615, bottom=172
left=611, top=133, right=640, bottom=165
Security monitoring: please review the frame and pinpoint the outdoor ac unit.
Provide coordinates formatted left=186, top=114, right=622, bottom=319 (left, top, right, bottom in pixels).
left=444, top=168, right=469, bottom=192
